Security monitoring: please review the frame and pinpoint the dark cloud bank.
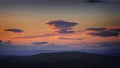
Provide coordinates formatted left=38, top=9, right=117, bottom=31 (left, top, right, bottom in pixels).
left=86, top=28, right=120, bottom=37
left=84, top=0, right=107, bottom=3
left=0, top=0, right=119, bottom=5
left=86, top=28, right=106, bottom=31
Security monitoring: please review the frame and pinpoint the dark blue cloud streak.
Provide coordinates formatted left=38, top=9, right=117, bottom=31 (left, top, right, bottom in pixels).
left=4, top=29, right=24, bottom=33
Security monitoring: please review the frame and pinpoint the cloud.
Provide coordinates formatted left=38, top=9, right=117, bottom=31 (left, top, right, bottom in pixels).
left=88, top=31, right=119, bottom=37
left=39, top=33, right=57, bottom=37
left=4, top=29, right=24, bottom=33
left=75, top=38, right=84, bottom=40
left=95, top=42, right=120, bottom=47
left=109, top=28, right=120, bottom=32
left=86, top=28, right=106, bottom=31
left=112, top=2, right=120, bottom=4
left=87, top=28, right=120, bottom=37
left=0, top=0, right=119, bottom=6
left=14, top=33, right=57, bottom=39
left=31, top=42, right=48, bottom=45
left=59, top=37, right=74, bottom=40
left=84, top=0, right=107, bottom=3
left=59, top=37, right=84, bottom=40
left=83, top=0, right=120, bottom=4
left=46, top=20, right=78, bottom=34
left=15, top=35, right=41, bottom=39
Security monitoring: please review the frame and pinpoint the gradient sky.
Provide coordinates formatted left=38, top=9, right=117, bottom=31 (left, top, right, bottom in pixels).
left=0, top=0, right=120, bottom=53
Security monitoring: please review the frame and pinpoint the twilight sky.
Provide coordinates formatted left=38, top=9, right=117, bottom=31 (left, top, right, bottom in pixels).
left=0, top=0, right=120, bottom=55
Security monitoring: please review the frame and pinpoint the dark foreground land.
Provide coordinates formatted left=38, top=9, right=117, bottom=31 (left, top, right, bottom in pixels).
left=0, top=51, right=120, bottom=68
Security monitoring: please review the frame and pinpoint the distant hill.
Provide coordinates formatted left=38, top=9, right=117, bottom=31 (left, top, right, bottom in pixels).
left=0, top=50, right=63, bottom=56
left=0, top=51, right=120, bottom=68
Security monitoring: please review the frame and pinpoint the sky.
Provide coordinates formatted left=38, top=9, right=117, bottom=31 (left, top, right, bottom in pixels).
left=0, top=0, right=120, bottom=55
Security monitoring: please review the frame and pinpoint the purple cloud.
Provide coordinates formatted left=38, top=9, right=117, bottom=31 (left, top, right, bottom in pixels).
left=86, top=28, right=106, bottom=31
left=32, top=42, right=48, bottom=45
left=88, top=31, right=119, bottom=37
left=46, top=20, right=78, bottom=34
left=86, top=28, right=120, bottom=37
left=59, top=37, right=84, bottom=40
left=84, top=0, right=107, bottom=3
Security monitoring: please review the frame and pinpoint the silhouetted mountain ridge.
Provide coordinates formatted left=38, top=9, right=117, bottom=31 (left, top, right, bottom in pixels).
left=0, top=51, right=120, bottom=68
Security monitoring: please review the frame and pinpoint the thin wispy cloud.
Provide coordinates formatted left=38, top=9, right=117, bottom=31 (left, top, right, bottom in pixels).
left=86, top=28, right=106, bottom=31
left=59, top=37, right=84, bottom=40
left=4, top=29, right=24, bottom=33
left=14, top=33, right=57, bottom=39
left=31, top=42, right=48, bottom=45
